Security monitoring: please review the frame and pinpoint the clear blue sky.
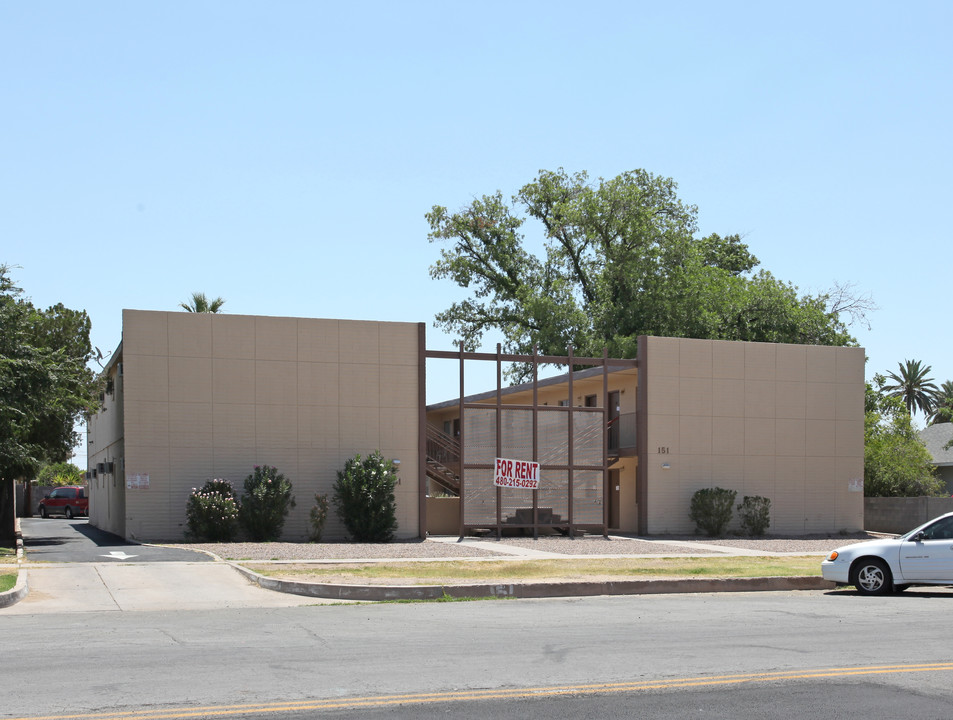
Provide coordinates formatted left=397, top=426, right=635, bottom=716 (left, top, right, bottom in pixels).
left=2, top=2, right=950, bottom=464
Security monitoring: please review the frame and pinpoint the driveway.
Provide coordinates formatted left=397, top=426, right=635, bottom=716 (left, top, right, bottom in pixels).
left=20, top=517, right=212, bottom=563
left=8, top=518, right=323, bottom=613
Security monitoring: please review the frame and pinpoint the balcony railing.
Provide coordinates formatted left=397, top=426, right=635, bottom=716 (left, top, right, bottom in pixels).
left=609, top=412, right=637, bottom=454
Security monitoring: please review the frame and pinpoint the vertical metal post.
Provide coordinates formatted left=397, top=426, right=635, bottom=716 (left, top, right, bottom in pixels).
left=636, top=335, right=648, bottom=535
left=458, top=342, right=466, bottom=539
left=532, top=344, right=539, bottom=540
left=567, top=345, right=575, bottom=537
left=495, top=343, right=502, bottom=540
left=418, top=323, right=427, bottom=539
left=602, top=346, right=609, bottom=539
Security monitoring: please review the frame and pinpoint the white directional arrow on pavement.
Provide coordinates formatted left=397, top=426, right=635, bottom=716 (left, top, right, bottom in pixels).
left=102, top=550, right=138, bottom=560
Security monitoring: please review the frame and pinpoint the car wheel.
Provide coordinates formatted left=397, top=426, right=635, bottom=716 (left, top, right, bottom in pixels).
left=40, top=506, right=48, bottom=519
left=852, top=558, right=892, bottom=595
left=65, top=506, right=73, bottom=520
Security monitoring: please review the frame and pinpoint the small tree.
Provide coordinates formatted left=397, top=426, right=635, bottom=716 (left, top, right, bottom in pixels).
left=35, top=461, right=84, bottom=487
left=333, top=451, right=398, bottom=542
left=239, top=465, right=296, bottom=541
left=865, top=377, right=943, bottom=497
left=309, top=493, right=330, bottom=542
left=737, top=496, right=771, bottom=536
left=689, top=487, right=737, bottom=536
left=186, top=479, right=240, bottom=542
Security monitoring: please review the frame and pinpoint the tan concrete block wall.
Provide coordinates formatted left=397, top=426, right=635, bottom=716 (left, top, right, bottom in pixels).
left=88, top=354, right=127, bottom=537
left=101, top=310, right=420, bottom=542
left=643, top=336, right=865, bottom=535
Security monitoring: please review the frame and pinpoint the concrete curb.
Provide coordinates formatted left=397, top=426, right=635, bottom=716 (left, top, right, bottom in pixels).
left=231, top=563, right=835, bottom=601
left=0, top=570, right=28, bottom=609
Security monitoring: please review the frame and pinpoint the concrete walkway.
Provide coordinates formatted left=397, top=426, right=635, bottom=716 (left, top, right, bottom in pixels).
left=427, top=534, right=788, bottom=558
left=4, top=561, right=337, bottom=614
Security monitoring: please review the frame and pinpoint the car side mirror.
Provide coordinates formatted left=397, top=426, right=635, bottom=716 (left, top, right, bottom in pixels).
left=43, top=493, right=50, bottom=499
left=913, top=532, right=924, bottom=542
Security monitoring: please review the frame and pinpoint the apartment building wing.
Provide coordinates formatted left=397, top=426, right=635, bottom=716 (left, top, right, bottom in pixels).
left=87, top=309, right=423, bottom=542
left=425, top=336, right=866, bottom=536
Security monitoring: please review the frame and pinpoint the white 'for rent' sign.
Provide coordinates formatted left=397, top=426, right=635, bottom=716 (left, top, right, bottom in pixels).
left=494, top=457, right=541, bottom=490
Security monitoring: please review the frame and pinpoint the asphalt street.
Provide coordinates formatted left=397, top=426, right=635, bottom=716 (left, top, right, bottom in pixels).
left=5, top=586, right=953, bottom=719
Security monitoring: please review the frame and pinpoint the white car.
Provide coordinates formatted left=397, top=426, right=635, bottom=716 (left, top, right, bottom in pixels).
left=822, top=512, right=953, bottom=595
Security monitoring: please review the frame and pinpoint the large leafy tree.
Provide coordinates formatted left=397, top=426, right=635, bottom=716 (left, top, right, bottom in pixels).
left=179, top=292, right=225, bottom=313
left=0, top=266, right=98, bottom=539
left=428, top=169, right=857, bottom=378
left=882, top=359, right=939, bottom=417
left=864, top=375, right=943, bottom=497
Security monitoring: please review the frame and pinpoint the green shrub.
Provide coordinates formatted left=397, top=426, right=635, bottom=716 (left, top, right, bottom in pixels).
left=333, top=451, right=399, bottom=542
left=239, top=465, right=296, bottom=541
left=186, top=479, right=240, bottom=542
left=309, top=493, right=330, bottom=542
left=737, top=495, right=771, bottom=536
left=689, top=487, right=737, bottom=536
left=35, top=461, right=84, bottom=487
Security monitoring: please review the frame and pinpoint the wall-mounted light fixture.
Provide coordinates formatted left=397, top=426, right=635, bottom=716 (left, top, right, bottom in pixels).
left=661, top=463, right=671, bottom=470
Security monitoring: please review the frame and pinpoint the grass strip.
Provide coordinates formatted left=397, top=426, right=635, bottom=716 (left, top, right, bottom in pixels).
left=244, top=556, right=822, bottom=585
left=0, top=571, right=16, bottom=593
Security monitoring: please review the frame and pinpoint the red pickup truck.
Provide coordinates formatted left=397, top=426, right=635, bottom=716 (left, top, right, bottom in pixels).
left=38, top=486, right=89, bottom=519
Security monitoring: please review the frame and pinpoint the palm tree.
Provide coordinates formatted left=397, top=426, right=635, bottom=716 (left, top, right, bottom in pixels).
left=882, top=359, right=938, bottom=417
left=179, top=292, right=225, bottom=313
left=928, top=380, right=953, bottom=424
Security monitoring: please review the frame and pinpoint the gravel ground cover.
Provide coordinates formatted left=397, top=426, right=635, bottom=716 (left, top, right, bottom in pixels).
left=460, top=536, right=722, bottom=555
left=164, top=539, right=506, bottom=561
left=651, top=533, right=882, bottom=554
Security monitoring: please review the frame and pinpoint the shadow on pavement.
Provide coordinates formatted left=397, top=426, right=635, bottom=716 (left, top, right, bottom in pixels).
left=71, top=522, right=135, bottom=547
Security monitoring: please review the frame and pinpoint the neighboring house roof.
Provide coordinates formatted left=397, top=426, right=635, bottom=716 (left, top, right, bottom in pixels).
left=920, top=423, right=953, bottom=467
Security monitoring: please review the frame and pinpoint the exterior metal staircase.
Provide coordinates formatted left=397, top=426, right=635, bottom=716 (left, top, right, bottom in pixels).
left=425, top=425, right=461, bottom=496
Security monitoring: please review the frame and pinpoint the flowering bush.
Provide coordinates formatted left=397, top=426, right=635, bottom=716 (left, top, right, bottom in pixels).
left=309, top=493, right=330, bottom=542
left=186, top=479, right=239, bottom=542
left=239, top=465, right=296, bottom=541
left=333, top=451, right=398, bottom=542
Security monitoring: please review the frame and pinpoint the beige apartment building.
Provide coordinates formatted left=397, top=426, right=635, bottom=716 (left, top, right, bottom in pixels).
left=87, top=310, right=864, bottom=541
left=87, top=310, right=423, bottom=542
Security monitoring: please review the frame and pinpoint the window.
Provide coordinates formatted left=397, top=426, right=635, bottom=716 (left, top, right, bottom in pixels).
left=921, top=517, right=953, bottom=540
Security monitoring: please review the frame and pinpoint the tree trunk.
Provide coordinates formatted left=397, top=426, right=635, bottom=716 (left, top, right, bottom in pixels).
left=0, top=478, right=15, bottom=542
